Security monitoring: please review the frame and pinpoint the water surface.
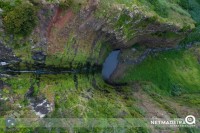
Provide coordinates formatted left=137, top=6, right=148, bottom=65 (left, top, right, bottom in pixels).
left=102, top=50, right=120, bottom=80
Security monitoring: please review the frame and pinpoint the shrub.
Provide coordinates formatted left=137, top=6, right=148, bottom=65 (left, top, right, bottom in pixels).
left=29, top=0, right=42, bottom=5
left=3, top=3, right=38, bottom=36
left=196, top=0, right=200, bottom=5
left=146, top=0, right=169, bottom=18
left=0, top=0, right=22, bottom=12
left=178, top=0, right=190, bottom=10
left=171, top=84, right=182, bottom=96
left=0, top=1, right=12, bottom=12
left=59, top=0, right=72, bottom=10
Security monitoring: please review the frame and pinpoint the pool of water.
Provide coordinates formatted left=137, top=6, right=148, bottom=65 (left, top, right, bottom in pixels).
left=102, top=50, right=120, bottom=80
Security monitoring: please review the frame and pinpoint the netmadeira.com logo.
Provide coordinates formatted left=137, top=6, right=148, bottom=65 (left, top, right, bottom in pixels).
left=185, top=115, right=196, bottom=125
left=151, top=115, right=196, bottom=127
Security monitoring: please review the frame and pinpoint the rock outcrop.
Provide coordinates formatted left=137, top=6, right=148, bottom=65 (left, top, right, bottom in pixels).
left=0, top=0, right=196, bottom=68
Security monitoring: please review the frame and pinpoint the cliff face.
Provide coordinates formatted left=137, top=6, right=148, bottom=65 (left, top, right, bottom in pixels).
left=0, top=0, right=197, bottom=68
left=96, top=0, right=196, bottom=47
left=0, top=1, right=200, bottom=131
left=96, top=7, right=192, bottom=49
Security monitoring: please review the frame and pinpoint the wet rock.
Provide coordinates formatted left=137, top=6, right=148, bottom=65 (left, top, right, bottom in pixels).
left=0, top=62, right=9, bottom=66
left=0, top=74, right=10, bottom=78
left=0, top=42, right=20, bottom=63
left=32, top=51, right=46, bottom=61
left=30, top=98, right=53, bottom=118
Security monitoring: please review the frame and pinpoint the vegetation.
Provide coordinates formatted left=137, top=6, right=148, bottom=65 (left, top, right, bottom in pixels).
left=45, top=35, right=108, bottom=68
left=95, top=0, right=195, bottom=44
left=2, top=2, right=38, bottom=36
left=145, top=0, right=168, bottom=17
left=119, top=45, right=200, bottom=107
left=0, top=0, right=200, bottom=132
left=0, top=0, right=22, bottom=12
left=180, top=0, right=200, bottom=44
left=97, top=0, right=195, bottom=27
left=59, top=0, right=73, bottom=10
left=178, top=0, right=190, bottom=10
left=0, top=73, right=150, bottom=132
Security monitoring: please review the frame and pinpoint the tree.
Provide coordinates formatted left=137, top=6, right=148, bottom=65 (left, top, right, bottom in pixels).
left=3, top=3, right=38, bottom=36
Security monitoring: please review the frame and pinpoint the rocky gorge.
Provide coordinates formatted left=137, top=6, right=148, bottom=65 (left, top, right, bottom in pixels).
left=0, top=0, right=200, bottom=132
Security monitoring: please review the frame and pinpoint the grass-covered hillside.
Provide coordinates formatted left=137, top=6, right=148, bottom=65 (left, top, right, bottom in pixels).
left=1, top=73, right=151, bottom=132
left=119, top=45, right=200, bottom=105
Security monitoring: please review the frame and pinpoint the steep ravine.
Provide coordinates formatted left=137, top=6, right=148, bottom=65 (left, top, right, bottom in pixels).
left=0, top=1, right=200, bottom=132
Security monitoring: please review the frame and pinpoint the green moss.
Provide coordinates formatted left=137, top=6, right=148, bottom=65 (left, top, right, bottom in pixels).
left=179, top=94, right=200, bottom=107
left=95, top=42, right=112, bottom=65
left=13, top=42, right=33, bottom=64
left=151, top=31, right=181, bottom=39
left=120, top=47, right=200, bottom=96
